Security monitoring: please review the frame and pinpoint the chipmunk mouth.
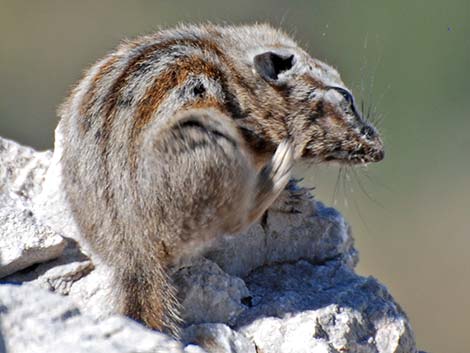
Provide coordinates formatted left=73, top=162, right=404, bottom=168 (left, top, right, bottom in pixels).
left=301, top=133, right=384, bottom=165
left=323, top=145, right=384, bottom=165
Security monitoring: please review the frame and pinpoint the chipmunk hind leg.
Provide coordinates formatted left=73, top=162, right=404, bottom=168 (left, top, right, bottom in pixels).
left=111, top=108, right=256, bottom=337
left=118, top=108, right=292, bottom=335
left=148, top=108, right=294, bottom=236
left=148, top=108, right=259, bottom=238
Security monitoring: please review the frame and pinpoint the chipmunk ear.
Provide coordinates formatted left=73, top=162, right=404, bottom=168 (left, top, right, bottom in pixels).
left=253, top=52, right=295, bottom=82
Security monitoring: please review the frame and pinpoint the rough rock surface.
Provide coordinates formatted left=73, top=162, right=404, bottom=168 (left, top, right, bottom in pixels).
left=0, top=136, right=51, bottom=200
left=183, top=323, right=256, bottom=353
left=0, top=135, right=419, bottom=353
left=0, top=193, right=66, bottom=278
left=203, top=187, right=358, bottom=277
left=4, top=237, right=93, bottom=295
left=237, top=260, right=415, bottom=353
left=0, top=284, right=188, bottom=353
left=173, top=258, right=251, bottom=325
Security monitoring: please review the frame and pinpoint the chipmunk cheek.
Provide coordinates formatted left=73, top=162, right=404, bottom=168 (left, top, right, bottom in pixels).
left=320, top=114, right=349, bottom=138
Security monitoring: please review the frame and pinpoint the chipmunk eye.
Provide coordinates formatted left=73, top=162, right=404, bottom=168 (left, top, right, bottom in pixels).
left=333, top=87, right=354, bottom=105
left=327, top=86, right=361, bottom=118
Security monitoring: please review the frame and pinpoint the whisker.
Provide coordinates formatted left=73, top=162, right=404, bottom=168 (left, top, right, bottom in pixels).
left=373, top=83, right=392, bottom=114
left=347, top=166, right=373, bottom=233
left=359, top=33, right=369, bottom=100
left=357, top=167, right=394, bottom=193
left=357, top=38, right=390, bottom=133
left=366, top=102, right=373, bottom=123
left=366, top=37, right=384, bottom=110
left=350, top=167, right=385, bottom=209
left=332, top=165, right=342, bottom=205
left=342, top=166, right=349, bottom=208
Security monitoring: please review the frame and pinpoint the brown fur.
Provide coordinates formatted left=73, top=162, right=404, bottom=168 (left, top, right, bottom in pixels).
left=58, top=23, right=384, bottom=336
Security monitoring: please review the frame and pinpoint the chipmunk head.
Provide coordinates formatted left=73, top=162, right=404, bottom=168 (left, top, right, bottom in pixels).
left=251, top=48, right=384, bottom=165
left=228, top=24, right=384, bottom=165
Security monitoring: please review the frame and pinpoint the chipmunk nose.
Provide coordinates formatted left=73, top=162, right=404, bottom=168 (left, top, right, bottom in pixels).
left=372, top=147, right=385, bottom=162
left=370, top=135, right=385, bottom=162
left=360, top=123, right=384, bottom=162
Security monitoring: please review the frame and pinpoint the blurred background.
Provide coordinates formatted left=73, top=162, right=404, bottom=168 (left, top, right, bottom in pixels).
left=1, top=1, right=469, bottom=351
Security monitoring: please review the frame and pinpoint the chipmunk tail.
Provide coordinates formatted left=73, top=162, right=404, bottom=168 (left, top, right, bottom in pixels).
left=116, top=255, right=182, bottom=337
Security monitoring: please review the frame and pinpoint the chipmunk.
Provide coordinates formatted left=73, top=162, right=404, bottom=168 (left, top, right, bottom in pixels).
left=58, top=23, right=384, bottom=336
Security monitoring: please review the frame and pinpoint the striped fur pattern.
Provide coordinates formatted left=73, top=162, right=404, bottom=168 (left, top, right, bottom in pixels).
left=58, top=23, right=384, bottom=335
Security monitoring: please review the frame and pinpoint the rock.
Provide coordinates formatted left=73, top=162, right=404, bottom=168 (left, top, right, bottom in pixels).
left=0, top=135, right=420, bottom=353
left=0, top=136, right=51, bottom=201
left=30, top=126, right=83, bottom=243
left=183, top=323, right=256, bottom=353
left=240, top=315, right=335, bottom=353
left=67, top=259, right=115, bottom=319
left=237, top=260, right=416, bottom=353
left=0, top=284, right=186, bottom=353
left=203, top=183, right=358, bottom=278
left=0, top=193, right=66, bottom=279
left=184, top=345, right=208, bottom=353
left=4, top=237, right=93, bottom=295
left=173, top=258, right=250, bottom=325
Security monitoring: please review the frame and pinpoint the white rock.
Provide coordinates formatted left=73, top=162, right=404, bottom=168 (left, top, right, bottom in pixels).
left=0, top=193, right=66, bottom=278
left=237, top=260, right=417, bottom=353
left=183, top=323, right=255, bottom=353
left=203, top=184, right=358, bottom=278
left=31, top=124, right=83, bottom=242
left=174, top=258, right=250, bottom=325
left=0, top=135, right=420, bottom=353
left=239, top=315, right=335, bottom=353
left=68, top=259, right=115, bottom=319
left=183, top=345, right=208, bottom=353
left=0, top=284, right=184, bottom=353
left=4, top=237, right=93, bottom=295
left=0, top=136, right=51, bottom=200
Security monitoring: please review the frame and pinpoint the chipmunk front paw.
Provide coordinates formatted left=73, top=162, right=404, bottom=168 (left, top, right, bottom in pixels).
left=270, top=178, right=315, bottom=214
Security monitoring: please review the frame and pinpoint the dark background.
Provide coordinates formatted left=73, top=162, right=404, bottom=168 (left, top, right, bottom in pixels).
left=1, top=1, right=469, bottom=352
